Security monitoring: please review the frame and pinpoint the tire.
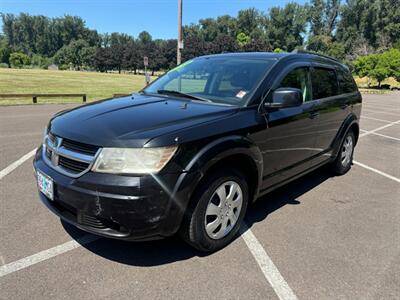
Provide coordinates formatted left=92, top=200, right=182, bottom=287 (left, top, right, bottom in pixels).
left=330, top=130, right=355, bottom=175
left=180, top=168, right=249, bottom=252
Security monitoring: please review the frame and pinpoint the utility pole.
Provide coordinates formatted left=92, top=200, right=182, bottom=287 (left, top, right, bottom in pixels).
left=177, top=0, right=183, bottom=65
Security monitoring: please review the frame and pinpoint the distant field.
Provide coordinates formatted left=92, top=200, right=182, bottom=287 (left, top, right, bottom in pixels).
left=0, top=68, right=150, bottom=105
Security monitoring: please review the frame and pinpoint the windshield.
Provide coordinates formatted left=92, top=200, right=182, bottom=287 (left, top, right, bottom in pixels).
left=144, top=57, right=276, bottom=106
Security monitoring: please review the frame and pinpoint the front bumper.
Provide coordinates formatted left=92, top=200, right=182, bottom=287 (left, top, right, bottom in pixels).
left=33, top=146, right=199, bottom=241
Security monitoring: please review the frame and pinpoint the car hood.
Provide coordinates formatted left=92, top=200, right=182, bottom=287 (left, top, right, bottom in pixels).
left=49, top=94, right=238, bottom=147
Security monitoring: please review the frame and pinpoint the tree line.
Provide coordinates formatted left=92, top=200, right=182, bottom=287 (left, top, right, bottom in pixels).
left=0, top=0, right=399, bottom=78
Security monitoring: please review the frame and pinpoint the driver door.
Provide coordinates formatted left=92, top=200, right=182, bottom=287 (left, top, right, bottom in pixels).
left=260, top=65, right=320, bottom=189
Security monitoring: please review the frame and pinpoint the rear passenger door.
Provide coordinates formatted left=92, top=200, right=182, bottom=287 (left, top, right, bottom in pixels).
left=311, top=66, right=350, bottom=165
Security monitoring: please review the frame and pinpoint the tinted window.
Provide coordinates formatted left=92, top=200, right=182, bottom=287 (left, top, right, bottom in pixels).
left=278, top=67, right=311, bottom=102
left=337, top=69, right=357, bottom=94
left=311, top=68, right=338, bottom=99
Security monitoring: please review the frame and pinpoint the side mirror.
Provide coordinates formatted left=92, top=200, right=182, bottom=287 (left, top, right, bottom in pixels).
left=264, top=88, right=303, bottom=109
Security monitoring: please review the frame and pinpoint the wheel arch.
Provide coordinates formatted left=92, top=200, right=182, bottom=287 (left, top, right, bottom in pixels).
left=331, top=113, right=360, bottom=158
left=173, top=135, right=263, bottom=207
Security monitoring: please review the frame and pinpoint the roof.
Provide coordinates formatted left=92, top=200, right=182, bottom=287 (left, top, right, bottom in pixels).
left=199, top=51, right=348, bottom=70
left=199, top=52, right=290, bottom=60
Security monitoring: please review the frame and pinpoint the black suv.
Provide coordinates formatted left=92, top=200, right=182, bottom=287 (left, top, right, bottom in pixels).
left=34, top=52, right=361, bottom=252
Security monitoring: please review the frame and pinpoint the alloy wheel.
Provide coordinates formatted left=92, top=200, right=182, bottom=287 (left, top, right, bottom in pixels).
left=341, top=135, right=353, bottom=167
left=204, top=181, right=243, bottom=240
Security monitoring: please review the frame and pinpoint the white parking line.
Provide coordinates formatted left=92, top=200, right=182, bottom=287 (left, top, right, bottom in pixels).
left=363, top=105, right=400, bottom=112
left=361, top=116, right=393, bottom=123
left=362, top=108, right=400, bottom=117
left=0, top=235, right=99, bottom=277
left=0, top=148, right=37, bottom=180
left=359, top=120, right=400, bottom=138
left=360, top=129, right=400, bottom=142
left=241, top=224, right=298, bottom=300
left=353, top=161, right=400, bottom=183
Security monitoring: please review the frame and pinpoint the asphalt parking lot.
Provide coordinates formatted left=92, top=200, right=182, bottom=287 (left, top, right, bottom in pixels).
left=0, top=93, right=399, bottom=300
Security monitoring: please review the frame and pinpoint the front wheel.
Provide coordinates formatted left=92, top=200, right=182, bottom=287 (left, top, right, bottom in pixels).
left=330, top=130, right=355, bottom=175
left=180, top=169, right=248, bottom=252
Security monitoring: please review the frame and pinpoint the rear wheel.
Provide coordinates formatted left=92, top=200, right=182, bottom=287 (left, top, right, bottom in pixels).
left=180, top=168, right=248, bottom=252
left=331, top=130, right=355, bottom=175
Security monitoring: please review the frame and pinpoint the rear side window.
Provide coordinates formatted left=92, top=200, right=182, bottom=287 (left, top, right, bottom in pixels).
left=337, top=69, right=358, bottom=94
left=311, top=67, right=338, bottom=99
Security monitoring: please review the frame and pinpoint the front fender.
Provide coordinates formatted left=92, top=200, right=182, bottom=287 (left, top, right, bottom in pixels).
left=164, top=135, right=263, bottom=234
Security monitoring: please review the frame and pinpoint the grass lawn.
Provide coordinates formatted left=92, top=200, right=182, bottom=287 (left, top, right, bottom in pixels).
left=0, top=68, right=150, bottom=105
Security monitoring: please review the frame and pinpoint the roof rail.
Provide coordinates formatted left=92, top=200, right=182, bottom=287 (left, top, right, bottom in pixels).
left=291, top=49, right=341, bottom=63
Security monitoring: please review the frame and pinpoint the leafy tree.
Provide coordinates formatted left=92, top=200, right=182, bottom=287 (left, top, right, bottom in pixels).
left=266, top=3, right=308, bottom=51
left=242, top=38, right=272, bottom=52
left=237, top=8, right=265, bottom=39
left=1, top=13, right=100, bottom=57
left=0, top=35, right=11, bottom=65
left=111, top=44, right=126, bottom=73
left=198, top=18, right=219, bottom=42
left=138, top=31, right=152, bottom=44
left=54, top=39, right=94, bottom=69
left=9, top=52, right=30, bottom=68
left=182, top=33, right=207, bottom=61
left=326, top=42, right=346, bottom=60
left=380, top=48, right=400, bottom=82
left=216, top=15, right=237, bottom=37
left=209, top=34, right=237, bottom=53
left=123, top=41, right=141, bottom=73
left=308, top=0, right=340, bottom=36
left=236, top=32, right=251, bottom=47
left=353, top=49, right=400, bottom=87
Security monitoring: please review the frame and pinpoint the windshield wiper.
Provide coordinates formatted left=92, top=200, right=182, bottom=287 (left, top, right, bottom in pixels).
left=157, top=89, right=212, bottom=102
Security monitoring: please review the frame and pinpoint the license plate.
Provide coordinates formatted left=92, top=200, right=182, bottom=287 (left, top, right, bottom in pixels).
left=37, top=170, right=54, bottom=201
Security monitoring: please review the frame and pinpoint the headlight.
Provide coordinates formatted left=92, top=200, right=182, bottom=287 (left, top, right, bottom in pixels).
left=92, top=146, right=177, bottom=174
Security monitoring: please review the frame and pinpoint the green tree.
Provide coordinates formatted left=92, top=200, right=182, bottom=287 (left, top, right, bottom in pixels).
left=237, top=8, right=265, bottom=39
left=9, top=52, right=30, bottom=68
left=0, top=35, right=11, bottom=65
left=353, top=49, right=399, bottom=87
left=236, top=32, right=251, bottom=47
left=380, top=48, right=400, bottom=82
left=266, top=3, right=308, bottom=51
left=54, top=39, right=94, bottom=69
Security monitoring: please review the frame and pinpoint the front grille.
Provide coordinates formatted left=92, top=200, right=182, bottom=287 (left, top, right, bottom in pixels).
left=59, top=156, right=90, bottom=173
left=44, top=132, right=100, bottom=177
left=62, top=138, right=99, bottom=155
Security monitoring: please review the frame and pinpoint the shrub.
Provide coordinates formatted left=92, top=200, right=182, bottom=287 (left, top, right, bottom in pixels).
left=9, top=52, right=30, bottom=68
left=58, top=64, right=69, bottom=70
left=30, top=54, right=52, bottom=69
